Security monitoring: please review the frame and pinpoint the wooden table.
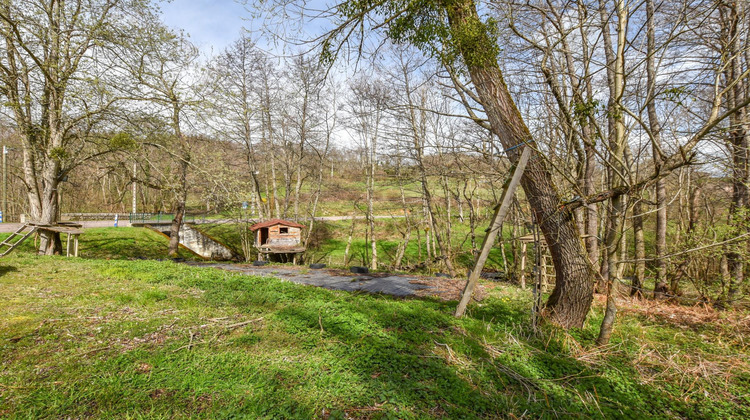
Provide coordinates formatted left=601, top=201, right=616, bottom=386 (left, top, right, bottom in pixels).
left=36, top=224, right=84, bottom=257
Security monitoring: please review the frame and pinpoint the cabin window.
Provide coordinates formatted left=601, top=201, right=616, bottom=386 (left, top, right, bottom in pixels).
left=279, top=227, right=289, bottom=234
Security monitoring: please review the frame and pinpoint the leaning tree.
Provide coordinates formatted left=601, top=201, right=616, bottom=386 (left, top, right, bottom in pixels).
left=262, top=0, right=596, bottom=328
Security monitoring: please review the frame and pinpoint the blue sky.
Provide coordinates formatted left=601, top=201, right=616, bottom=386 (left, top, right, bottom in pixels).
left=157, top=0, right=250, bottom=56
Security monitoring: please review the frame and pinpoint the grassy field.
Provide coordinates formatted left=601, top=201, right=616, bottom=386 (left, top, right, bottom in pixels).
left=0, top=228, right=748, bottom=418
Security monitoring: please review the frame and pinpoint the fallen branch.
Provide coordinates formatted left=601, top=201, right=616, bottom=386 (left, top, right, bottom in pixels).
left=172, top=318, right=264, bottom=353
left=224, top=317, right=264, bottom=330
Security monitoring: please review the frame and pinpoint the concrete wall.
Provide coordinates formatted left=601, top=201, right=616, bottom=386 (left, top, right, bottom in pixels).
left=150, top=223, right=237, bottom=260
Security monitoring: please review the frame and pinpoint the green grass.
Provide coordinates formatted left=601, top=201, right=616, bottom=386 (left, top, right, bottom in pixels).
left=195, top=222, right=251, bottom=258
left=0, top=228, right=200, bottom=261
left=208, top=218, right=512, bottom=273
left=0, top=235, right=748, bottom=418
left=80, top=228, right=202, bottom=260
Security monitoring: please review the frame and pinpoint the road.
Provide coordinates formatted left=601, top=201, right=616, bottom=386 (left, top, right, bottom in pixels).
left=0, top=214, right=406, bottom=233
left=0, top=220, right=132, bottom=233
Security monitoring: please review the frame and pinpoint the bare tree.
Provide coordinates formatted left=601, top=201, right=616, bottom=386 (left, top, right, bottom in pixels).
left=208, top=36, right=269, bottom=219
left=0, top=0, right=151, bottom=254
left=347, top=77, right=389, bottom=270
left=115, top=21, right=203, bottom=257
left=719, top=0, right=750, bottom=305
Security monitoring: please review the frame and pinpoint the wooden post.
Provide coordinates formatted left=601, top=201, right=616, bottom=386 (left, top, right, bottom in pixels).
left=500, top=241, right=508, bottom=274
left=74, top=235, right=79, bottom=257
left=66, top=232, right=72, bottom=257
left=519, top=242, right=528, bottom=289
left=541, top=249, right=548, bottom=293
left=532, top=223, right=543, bottom=331
left=455, top=146, right=531, bottom=317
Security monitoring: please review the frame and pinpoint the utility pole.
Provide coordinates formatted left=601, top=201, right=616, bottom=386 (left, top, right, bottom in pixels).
left=132, top=162, right=137, bottom=214
left=2, top=145, right=7, bottom=221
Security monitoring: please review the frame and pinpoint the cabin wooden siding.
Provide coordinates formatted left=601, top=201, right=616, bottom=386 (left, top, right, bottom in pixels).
left=255, top=224, right=302, bottom=247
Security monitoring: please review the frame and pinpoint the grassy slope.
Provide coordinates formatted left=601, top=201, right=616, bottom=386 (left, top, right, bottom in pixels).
left=79, top=228, right=203, bottom=260
left=1, top=227, right=201, bottom=261
left=308, top=219, right=510, bottom=270
left=0, top=229, right=748, bottom=418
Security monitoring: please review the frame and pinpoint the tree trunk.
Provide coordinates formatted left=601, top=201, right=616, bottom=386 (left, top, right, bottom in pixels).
left=294, top=161, right=303, bottom=222
left=647, top=0, right=669, bottom=298
left=293, top=87, right=309, bottom=222
left=37, top=185, right=62, bottom=255
left=247, top=155, right=266, bottom=220
left=344, top=211, right=356, bottom=266
left=402, top=67, right=455, bottom=276
left=653, top=178, right=668, bottom=298
left=596, top=0, right=628, bottom=345
left=632, top=200, right=645, bottom=298
left=577, top=0, right=601, bottom=274
left=421, top=178, right=456, bottom=277
left=303, top=162, right=324, bottom=248
left=368, top=126, right=377, bottom=271
left=596, top=279, right=618, bottom=346
left=463, top=179, right=478, bottom=253
left=583, top=143, right=600, bottom=273
left=714, top=0, right=749, bottom=305
left=35, top=128, right=64, bottom=255
left=168, top=159, right=188, bottom=257
left=445, top=0, right=594, bottom=328
left=423, top=198, right=431, bottom=261
left=393, top=168, right=412, bottom=269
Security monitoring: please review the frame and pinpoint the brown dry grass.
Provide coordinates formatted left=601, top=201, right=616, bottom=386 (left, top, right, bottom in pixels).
left=582, top=294, right=750, bottom=402
left=617, top=296, right=750, bottom=334
left=411, top=278, right=486, bottom=301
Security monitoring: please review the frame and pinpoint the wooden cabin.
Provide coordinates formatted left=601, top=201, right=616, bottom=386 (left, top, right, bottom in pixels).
left=250, top=219, right=306, bottom=262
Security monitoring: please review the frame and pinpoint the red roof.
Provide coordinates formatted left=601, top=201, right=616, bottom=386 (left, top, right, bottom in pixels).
left=249, top=218, right=306, bottom=231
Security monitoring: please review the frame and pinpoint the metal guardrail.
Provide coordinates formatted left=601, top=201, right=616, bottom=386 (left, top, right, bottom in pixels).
left=128, top=212, right=197, bottom=224
left=62, top=213, right=129, bottom=221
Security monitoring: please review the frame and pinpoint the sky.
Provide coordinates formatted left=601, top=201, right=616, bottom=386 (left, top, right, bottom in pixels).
left=156, top=0, right=250, bottom=56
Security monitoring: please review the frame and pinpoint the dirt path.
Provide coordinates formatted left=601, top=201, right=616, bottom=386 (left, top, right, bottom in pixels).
left=188, top=263, right=480, bottom=300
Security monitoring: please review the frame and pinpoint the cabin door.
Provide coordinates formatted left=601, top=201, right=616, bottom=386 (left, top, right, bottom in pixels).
left=260, top=228, right=269, bottom=246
